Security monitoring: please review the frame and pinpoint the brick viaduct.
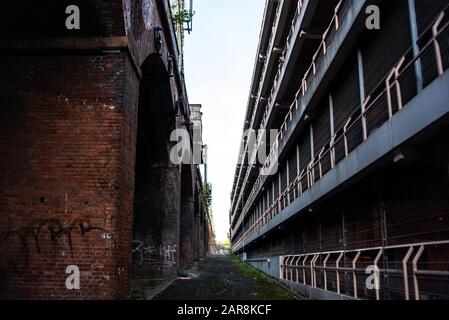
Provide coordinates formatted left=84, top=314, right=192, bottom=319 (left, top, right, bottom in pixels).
left=0, top=0, right=211, bottom=299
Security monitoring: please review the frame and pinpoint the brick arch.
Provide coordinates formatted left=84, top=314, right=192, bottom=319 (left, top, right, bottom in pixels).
left=132, top=53, right=179, bottom=282
left=137, top=53, right=176, bottom=164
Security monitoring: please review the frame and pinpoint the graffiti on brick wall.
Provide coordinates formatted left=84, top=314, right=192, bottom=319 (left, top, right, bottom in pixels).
left=0, top=218, right=107, bottom=273
left=132, top=240, right=177, bottom=266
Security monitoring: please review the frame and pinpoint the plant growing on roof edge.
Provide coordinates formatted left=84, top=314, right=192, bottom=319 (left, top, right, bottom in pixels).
left=170, top=3, right=195, bottom=26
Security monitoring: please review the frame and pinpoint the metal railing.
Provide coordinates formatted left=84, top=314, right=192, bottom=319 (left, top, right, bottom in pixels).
left=231, top=0, right=305, bottom=224
left=259, top=0, right=306, bottom=134
left=232, top=0, right=351, bottom=241
left=280, top=241, right=449, bottom=300
left=257, top=3, right=282, bottom=98
left=233, top=6, right=449, bottom=250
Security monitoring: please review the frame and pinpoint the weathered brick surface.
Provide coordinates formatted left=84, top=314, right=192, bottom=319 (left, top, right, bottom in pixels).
left=180, top=196, right=195, bottom=268
left=0, top=0, right=208, bottom=300
left=115, top=54, right=140, bottom=298
left=132, top=166, right=181, bottom=280
left=0, top=1, right=126, bottom=39
left=0, top=52, right=136, bottom=299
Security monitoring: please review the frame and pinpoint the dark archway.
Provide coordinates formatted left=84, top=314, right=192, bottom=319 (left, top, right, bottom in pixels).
left=132, top=54, right=179, bottom=281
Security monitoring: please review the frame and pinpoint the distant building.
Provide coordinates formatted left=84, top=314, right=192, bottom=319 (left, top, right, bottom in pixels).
left=190, top=104, right=204, bottom=164
left=190, top=104, right=203, bottom=126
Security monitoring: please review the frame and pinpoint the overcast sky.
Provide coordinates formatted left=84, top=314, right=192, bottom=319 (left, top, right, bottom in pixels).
left=184, top=0, right=265, bottom=243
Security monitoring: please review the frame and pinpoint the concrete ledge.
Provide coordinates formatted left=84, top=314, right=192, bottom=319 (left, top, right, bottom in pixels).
left=246, top=255, right=355, bottom=300
left=246, top=258, right=270, bottom=262
left=247, top=256, right=281, bottom=279
left=280, top=280, right=356, bottom=300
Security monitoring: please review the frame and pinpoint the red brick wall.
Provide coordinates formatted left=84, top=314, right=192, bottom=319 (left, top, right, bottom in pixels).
left=0, top=1, right=126, bottom=39
left=0, top=52, right=138, bottom=299
left=0, top=0, right=199, bottom=300
left=115, top=55, right=140, bottom=298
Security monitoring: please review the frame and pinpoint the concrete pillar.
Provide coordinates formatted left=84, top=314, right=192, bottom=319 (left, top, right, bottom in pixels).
left=357, top=48, right=366, bottom=103
left=329, top=93, right=335, bottom=136
left=407, top=0, right=424, bottom=93
left=310, top=124, right=315, bottom=159
left=180, top=196, right=195, bottom=268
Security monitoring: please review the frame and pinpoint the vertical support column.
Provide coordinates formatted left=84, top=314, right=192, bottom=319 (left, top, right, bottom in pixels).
left=262, top=193, right=266, bottom=224
left=357, top=48, right=366, bottom=103
left=296, top=144, right=301, bottom=175
left=133, top=165, right=181, bottom=280
left=309, top=124, right=315, bottom=160
left=278, top=174, right=282, bottom=212
left=341, top=208, right=348, bottom=294
left=199, top=206, right=204, bottom=258
left=272, top=180, right=275, bottom=218
left=329, top=93, right=335, bottom=136
left=377, top=172, right=389, bottom=299
left=329, top=93, right=336, bottom=168
left=379, top=192, right=388, bottom=248
left=342, top=210, right=347, bottom=250
left=287, top=159, right=291, bottom=204
left=256, top=204, right=258, bottom=225
left=309, top=124, right=315, bottom=183
left=253, top=204, right=256, bottom=228
left=296, top=144, right=300, bottom=196
left=261, top=189, right=267, bottom=225
left=319, top=221, right=322, bottom=252
left=263, top=185, right=267, bottom=221
left=180, top=196, right=195, bottom=268
left=407, top=0, right=424, bottom=92
left=199, top=206, right=206, bottom=258
left=193, top=190, right=202, bottom=261
left=357, top=48, right=369, bottom=141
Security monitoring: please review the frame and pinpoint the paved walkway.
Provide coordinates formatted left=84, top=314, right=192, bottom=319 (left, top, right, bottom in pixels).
left=152, top=255, right=297, bottom=300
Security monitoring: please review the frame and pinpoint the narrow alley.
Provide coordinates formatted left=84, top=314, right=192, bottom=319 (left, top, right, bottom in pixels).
left=1, top=0, right=449, bottom=304
left=150, top=255, right=297, bottom=300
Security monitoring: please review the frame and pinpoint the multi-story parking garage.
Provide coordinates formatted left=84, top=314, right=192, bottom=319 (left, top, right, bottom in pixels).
left=230, top=0, right=449, bottom=300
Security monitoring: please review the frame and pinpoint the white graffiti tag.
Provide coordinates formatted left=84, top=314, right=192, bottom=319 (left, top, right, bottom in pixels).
left=132, top=241, right=177, bottom=266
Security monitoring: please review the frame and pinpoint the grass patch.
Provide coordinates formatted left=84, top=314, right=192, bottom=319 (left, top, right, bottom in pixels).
left=130, top=289, right=148, bottom=300
left=177, top=269, right=191, bottom=277
left=228, top=254, right=299, bottom=300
